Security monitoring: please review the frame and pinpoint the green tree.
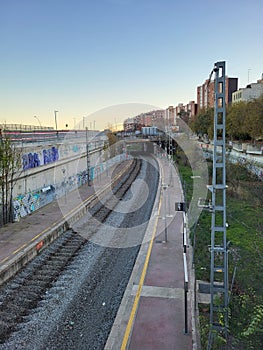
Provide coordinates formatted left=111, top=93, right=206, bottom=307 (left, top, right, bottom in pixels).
left=189, top=108, right=214, bottom=138
left=0, top=131, right=21, bottom=225
left=226, top=96, right=263, bottom=141
left=245, top=96, right=263, bottom=142
left=226, top=101, right=249, bottom=140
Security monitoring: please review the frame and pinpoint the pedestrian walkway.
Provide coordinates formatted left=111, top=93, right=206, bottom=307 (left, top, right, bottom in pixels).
left=105, top=155, right=196, bottom=350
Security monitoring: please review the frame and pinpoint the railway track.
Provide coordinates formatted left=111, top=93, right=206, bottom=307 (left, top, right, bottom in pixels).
left=0, top=158, right=142, bottom=344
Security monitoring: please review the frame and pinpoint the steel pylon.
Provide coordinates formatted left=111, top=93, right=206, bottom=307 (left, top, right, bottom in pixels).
left=207, top=61, right=229, bottom=349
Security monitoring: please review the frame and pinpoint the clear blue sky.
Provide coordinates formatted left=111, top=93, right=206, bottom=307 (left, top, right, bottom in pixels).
left=1, top=0, right=262, bottom=130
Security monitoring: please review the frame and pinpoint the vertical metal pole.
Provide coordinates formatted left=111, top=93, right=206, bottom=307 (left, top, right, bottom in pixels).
left=86, top=127, right=91, bottom=186
left=184, top=287, right=188, bottom=334
left=164, top=187, right=167, bottom=242
left=183, top=252, right=189, bottom=334
left=54, top=110, right=58, bottom=137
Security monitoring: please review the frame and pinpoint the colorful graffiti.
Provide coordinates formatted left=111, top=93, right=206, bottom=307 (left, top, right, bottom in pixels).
left=22, top=147, right=59, bottom=170
left=13, top=192, right=40, bottom=221
left=15, top=153, right=131, bottom=220
left=43, top=147, right=59, bottom=165
left=22, top=152, right=41, bottom=170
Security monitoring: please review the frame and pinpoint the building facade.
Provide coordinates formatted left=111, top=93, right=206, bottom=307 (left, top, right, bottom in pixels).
left=123, top=118, right=135, bottom=132
left=166, top=106, right=175, bottom=125
left=123, top=109, right=165, bottom=132
left=175, top=101, right=198, bottom=117
left=197, top=77, right=238, bottom=111
left=232, top=75, right=263, bottom=103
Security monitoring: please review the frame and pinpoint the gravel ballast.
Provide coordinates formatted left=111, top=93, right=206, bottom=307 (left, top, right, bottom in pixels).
left=0, top=156, right=159, bottom=349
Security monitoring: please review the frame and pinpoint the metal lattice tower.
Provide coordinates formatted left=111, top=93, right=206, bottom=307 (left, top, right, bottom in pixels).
left=207, top=61, right=229, bottom=349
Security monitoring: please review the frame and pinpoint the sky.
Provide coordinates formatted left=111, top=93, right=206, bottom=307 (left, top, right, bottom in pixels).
left=1, top=0, right=263, bottom=130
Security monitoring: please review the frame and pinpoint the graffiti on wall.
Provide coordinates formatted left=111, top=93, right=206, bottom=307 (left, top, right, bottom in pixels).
left=43, top=147, right=59, bottom=164
left=22, top=152, right=41, bottom=170
left=15, top=152, right=130, bottom=220
left=13, top=192, right=40, bottom=221
left=22, top=147, right=59, bottom=170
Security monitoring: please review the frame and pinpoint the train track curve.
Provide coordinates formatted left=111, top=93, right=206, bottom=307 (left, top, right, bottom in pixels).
left=0, top=156, right=159, bottom=349
left=0, top=158, right=142, bottom=344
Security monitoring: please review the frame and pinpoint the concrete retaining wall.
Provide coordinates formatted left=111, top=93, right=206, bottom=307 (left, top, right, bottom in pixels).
left=0, top=159, right=133, bottom=286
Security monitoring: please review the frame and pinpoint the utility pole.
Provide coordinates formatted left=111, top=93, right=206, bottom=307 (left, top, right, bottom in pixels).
left=207, top=61, right=229, bottom=349
left=86, top=127, right=91, bottom=186
left=54, top=110, right=58, bottom=137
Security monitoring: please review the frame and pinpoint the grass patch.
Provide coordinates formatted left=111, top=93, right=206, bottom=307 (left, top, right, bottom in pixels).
left=176, top=156, right=263, bottom=349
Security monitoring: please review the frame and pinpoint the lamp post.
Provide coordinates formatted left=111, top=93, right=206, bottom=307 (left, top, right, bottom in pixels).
left=54, top=110, right=58, bottom=136
left=86, top=127, right=91, bottom=186
left=62, top=168, right=67, bottom=204
left=34, top=116, right=42, bottom=129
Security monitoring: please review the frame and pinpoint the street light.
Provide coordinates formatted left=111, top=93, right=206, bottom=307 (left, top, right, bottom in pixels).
left=54, top=110, right=58, bottom=136
left=62, top=168, right=67, bottom=204
left=86, top=127, right=91, bottom=186
left=34, top=116, right=42, bottom=129
left=83, top=116, right=86, bottom=129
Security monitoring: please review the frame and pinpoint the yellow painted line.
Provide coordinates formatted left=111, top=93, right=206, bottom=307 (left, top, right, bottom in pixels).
left=30, top=231, right=47, bottom=242
left=12, top=243, right=27, bottom=255
left=120, top=173, right=163, bottom=350
left=30, top=221, right=59, bottom=243
left=0, top=256, right=10, bottom=264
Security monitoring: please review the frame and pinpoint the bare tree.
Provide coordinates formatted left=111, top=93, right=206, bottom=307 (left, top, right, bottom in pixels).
left=0, top=129, right=22, bottom=225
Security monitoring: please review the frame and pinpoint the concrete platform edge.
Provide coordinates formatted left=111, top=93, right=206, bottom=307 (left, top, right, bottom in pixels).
left=104, top=156, right=162, bottom=350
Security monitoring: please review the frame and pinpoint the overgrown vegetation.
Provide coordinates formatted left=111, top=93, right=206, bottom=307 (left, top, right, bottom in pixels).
left=176, top=154, right=263, bottom=349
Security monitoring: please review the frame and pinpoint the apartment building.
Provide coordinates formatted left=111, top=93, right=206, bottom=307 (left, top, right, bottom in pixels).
left=197, top=77, right=238, bottom=111
left=165, top=106, right=175, bottom=125
left=232, top=74, right=263, bottom=103
left=123, top=118, right=135, bottom=132
left=123, top=109, right=165, bottom=132
left=174, top=101, right=198, bottom=120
